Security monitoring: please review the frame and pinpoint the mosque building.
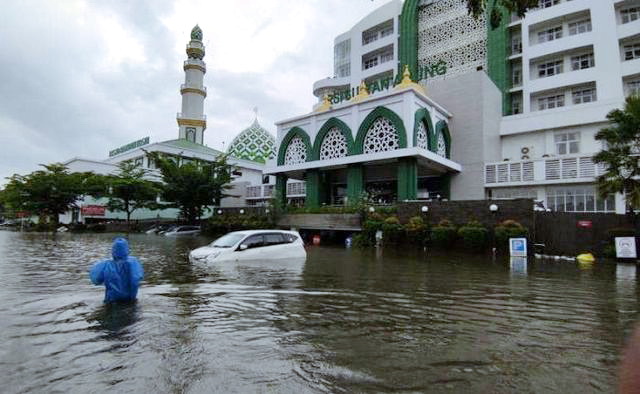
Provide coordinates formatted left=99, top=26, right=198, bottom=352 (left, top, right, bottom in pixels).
left=265, top=0, right=639, bottom=214
left=63, top=25, right=275, bottom=222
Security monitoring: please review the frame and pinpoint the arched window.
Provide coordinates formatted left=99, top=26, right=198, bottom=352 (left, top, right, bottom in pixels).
left=415, top=120, right=429, bottom=150
left=284, top=136, right=307, bottom=165
left=434, top=120, right=451, bottom=159
left=319, top=127, right=348, bottom=160
left=363, top=117, right=399, bottom=154
left=186, top=127, right=196, bottom=143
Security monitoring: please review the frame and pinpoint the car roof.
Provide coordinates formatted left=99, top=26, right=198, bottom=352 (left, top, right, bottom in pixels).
left=227, top=229, right=298, bottom=236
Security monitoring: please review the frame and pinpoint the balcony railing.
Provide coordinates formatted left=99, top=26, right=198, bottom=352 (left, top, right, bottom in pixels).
left=244, top=183, right=305, bottom=199
left=180, top=84, right=207, bottom=93
left=176, top=113, right=206, bottom=121
left=485, top=155, right=606, bottom=185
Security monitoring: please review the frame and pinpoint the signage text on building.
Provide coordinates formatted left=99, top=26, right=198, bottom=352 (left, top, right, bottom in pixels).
left=109, top=137, right=150, bottom=157
left=81, top=205, right=106, bottom=216
left=328, top=61, right=447, bottom=105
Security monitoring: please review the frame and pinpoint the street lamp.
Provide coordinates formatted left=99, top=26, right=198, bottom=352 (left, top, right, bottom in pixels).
left=239, top=209, right=245, bottom=214
left=368, top=206, right=375, bottom=213
left=421, top=206, right=429, bottom=213
left=489, top=204, right=498, bottom=212
left=217, top=209, right=222, bottom=215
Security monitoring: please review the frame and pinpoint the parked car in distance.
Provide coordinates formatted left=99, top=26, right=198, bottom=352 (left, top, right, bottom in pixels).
left=164, top=225, right=201, bottom=237
left=189, top=230, right=305, bottom=263
left=145, top=224, right=172, bottom=234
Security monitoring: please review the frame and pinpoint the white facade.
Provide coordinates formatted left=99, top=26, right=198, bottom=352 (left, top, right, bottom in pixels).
left=486, top=0, right=640, bottom=214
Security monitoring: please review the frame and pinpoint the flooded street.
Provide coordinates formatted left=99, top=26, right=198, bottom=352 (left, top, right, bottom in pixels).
left=0, top=231, right=638, bottom=393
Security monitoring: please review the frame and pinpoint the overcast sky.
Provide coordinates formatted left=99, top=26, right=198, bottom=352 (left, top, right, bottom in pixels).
left=0, top=0, right=392, bottom=184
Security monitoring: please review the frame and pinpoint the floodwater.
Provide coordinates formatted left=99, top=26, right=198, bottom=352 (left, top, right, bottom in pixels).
left=0, top=232, right=638, bottom=393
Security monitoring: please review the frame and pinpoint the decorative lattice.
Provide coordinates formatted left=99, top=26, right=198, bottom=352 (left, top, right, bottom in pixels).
left=284, top=136, right=307, bottom=165
left=363, top=118, right=399, bottom=154
left=319, top=127, right=348, bottom=160
left=416, top=121, right=428, bottom=150
left=227, top=120, right=276, bottom=163
left=436, top=130, right=447, bottom=157
left=418, top=0, right=486, bottom=81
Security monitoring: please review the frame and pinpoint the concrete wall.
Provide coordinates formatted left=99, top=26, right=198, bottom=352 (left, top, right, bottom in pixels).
left=427, top=71, right=503, bottom=200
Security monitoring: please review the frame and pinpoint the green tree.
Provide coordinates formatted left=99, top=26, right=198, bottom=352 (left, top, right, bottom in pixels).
left=146, top=152, right=233, bottom=223
left=1, top=163, right=98, bottom=225
left=105, top=161, right=161, bottom=224
left=466, top=0, right=538, bottom=19
left=593, top=95, right=640, bottom=209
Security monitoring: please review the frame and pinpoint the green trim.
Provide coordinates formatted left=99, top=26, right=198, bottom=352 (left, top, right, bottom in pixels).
left=434, top=120, right=452, bottom=159
left=486, top=0, right=510, bottom=115
left=397, top=157, right=418, bottom=201
left=275, top=175, right=287, bottom=208
left=346, top=164, right=364, bottom=203
left=354, top=106, right=407, bottom=155
left=413, top=108, right=435, bottom=151
left=311, top=117, right=355, bottom=160
left=305, top=170, right=322, bottom=208
left=277, top=127, right=312, bottom=166
left=398, top=0, right=420, bottom=79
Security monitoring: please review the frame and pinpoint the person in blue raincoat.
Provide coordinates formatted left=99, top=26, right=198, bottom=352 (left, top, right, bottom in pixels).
left=90, top=237, right=144, bottom=303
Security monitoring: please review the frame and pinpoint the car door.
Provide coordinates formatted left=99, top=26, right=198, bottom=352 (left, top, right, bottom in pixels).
left=261, top=233, right=286, bottom=258
left=235, top=234, right=264, bottom=261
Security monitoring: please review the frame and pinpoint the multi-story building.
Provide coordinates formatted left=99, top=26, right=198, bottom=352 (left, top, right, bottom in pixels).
left=266, top=0, right=640, bottom=214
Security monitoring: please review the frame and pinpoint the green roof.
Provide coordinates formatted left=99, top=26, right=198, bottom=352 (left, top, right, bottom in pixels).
left=161, top=139, right=224, bottom=156
left=227, top=119, right=276, bottom=163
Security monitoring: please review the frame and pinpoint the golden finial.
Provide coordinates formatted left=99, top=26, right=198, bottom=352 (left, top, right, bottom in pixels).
left=351, top=81, right=370, bottom=103
left=315, top=93, right=332, bottom=112
left=394, top=65, right=426, bottom=94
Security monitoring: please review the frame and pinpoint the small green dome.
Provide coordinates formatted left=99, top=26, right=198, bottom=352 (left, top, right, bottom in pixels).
left=227, top=119, right=276, bottom=163
left=191, top=25, right=203, bottom=40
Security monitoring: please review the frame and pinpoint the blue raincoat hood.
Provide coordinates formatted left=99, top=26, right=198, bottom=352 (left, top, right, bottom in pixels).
left=112, top=238, right=129, bottom=260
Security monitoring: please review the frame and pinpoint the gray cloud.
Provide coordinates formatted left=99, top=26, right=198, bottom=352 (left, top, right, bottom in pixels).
left=0, top=0, right=391, bottom=184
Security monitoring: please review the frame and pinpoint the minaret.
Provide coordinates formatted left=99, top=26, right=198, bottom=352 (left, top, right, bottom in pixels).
left=177, top=25, right=207, bottom=144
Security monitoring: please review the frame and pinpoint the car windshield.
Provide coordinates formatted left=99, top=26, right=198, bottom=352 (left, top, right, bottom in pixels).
left=211, top=233, right=245, bottom=248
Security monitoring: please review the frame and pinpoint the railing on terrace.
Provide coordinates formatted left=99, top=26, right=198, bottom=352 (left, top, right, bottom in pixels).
left=287, top=182, right=306, bottom=196
left=244, top=183, right=304, bottom=198
left=176, top=112, right=206, bottom=121
left=246, top=186, right=261, bottom=198
left=485, top=155, right=606, bottom=185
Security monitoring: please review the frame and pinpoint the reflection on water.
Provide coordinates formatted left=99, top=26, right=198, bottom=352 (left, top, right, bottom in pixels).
left=0, top=231, right=638, bottom=393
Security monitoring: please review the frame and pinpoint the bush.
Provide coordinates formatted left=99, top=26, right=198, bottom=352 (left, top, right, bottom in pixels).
left=404, top=216, right=428, bottom=245
left=458, top=221, right=489, bottom=250
left=381, top=216, right=403, bottom=245
left=204, top=213, right=274, bottom=236
left=494, top=219, right=529, bottom=248
left=431, top=219, right=457, bottom=248
left=602, top=244, right=617, bottom=259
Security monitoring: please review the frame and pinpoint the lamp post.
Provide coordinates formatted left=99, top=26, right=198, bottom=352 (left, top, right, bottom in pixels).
left=489, top=204, right=499, bottom=257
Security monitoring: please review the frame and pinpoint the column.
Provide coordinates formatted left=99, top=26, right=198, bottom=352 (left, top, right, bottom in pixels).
left=305, top=170, right=322, bottom=208
left=397, top=158, right=418, bottom=201
left=347, top=164, right=364, bottom=204
left=275, top=174, right=287, bottom=208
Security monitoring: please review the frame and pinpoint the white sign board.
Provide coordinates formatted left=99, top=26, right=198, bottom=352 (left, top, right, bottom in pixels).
left=615, top=237, right=637, bottom=259
left=509, top=238, right=527, bottom=257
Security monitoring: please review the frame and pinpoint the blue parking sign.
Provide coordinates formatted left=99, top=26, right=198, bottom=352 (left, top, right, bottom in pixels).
left=510, top=238, right=527, bottom=257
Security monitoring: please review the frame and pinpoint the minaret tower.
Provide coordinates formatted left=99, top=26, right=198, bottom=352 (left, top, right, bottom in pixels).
left=177, top=25, right=207, bottom=144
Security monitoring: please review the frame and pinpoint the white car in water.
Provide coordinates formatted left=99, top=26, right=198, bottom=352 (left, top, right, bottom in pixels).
left=164, top=225, right=201, bottom=236
left=189, top=230, right=306, bottom=263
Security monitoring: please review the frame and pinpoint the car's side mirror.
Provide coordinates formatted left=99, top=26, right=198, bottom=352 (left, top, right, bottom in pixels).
left=239, top=244, right=248, bottom=251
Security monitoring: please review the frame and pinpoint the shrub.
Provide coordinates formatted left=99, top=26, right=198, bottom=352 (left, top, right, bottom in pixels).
left=602, top=244, right=617, bottom=259
left=494, top=219, right=529, bottom=248
left=458, top=221, right=489, bottom=250
left=404, top=216, right=428, bottom=245
left=431, top=219, right=457, bottom=248
left=381, top=216, right=403, bottom=245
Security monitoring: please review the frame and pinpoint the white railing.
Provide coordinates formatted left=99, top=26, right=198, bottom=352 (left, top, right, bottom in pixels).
left=246, top=186, right=262, bottom=198
left=264, top=185, right=274, bottom=197
left=485, top=155, right=605, bottom=185
left=287, top=182, right=306, bottom=196
left=176, top=112, right=207, bottom=121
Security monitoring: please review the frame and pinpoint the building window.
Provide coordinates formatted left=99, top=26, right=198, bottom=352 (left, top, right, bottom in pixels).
left=538, top=60, right=563, bottom=78
left=363, top=30, right=377, bottom=45
left=568, top=19, right=592, bottom=35
left=621, top=7, right=640, bottom=24
left=555, top=132, right=580, bottom=155
left=572, top=87, right=597, bottom=104
left=511, top=95, right=522, bottom=114
left=538, top=26, right=562, bottom=43
left=538, top=0, right=560, bottom=9
left=538, top=94, right=565, bottom=110
left=570, top=53, right=594, bottom=71
left=547, top=187, right=614, bottom=212
left=511, top=35, right=522, bottom=55
left=363, top=57, right=378, bottom=70
left=334, top=40, right=351, bottom=78
left=380, top=50, right=394, bottom=64
left=186, top=127, right=196, bottom=143
left=262, top=175, right=270, bottom=184
left=512, top=64, right=522, bottom=86
left=624, top=43, right=640, bottom=61
left=380, top=25, right=394, bottom=38
left=627, top=79, right=640, bottom=96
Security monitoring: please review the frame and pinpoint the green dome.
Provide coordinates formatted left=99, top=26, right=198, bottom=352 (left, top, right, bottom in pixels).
left=227, top=119, right=276, bottom=163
